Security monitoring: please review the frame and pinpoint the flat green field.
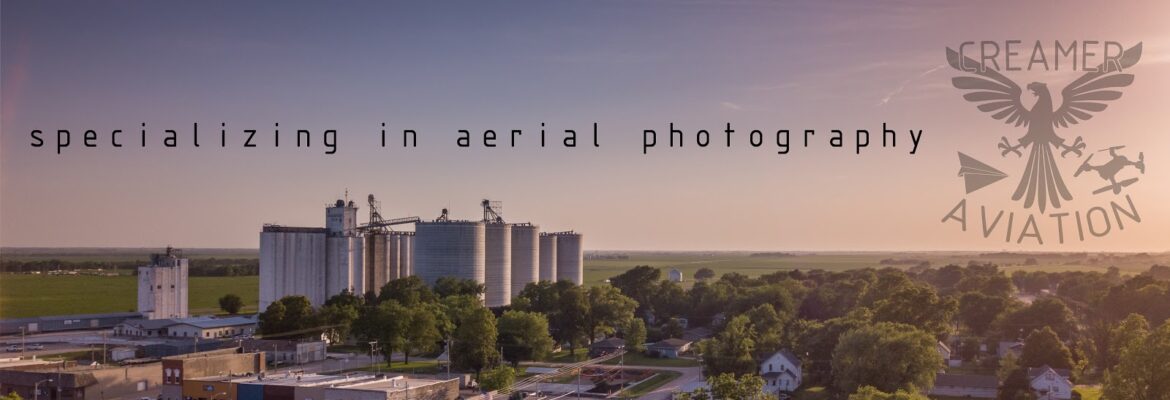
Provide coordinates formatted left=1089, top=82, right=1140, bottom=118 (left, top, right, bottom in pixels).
left=582, top=251, right=1169, bottom=286
left=2, top=249, right=1167, bottom=319
left=0, top=274, right=258, bottom=318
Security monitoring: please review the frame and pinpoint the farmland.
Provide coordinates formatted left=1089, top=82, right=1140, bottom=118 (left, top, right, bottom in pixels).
left=2, top=248, right=1167, bottom=318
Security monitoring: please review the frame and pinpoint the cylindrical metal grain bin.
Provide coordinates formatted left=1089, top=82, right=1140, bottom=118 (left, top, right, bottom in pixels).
left=510, top=224, right=540, bottom=298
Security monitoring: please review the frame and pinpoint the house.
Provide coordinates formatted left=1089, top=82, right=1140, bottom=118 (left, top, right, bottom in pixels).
left=759, top=350, right=802, bottom=394
left=998, top=341, right=1025, bottom=358
left=589, top=338, right=626, bottom=357
left=1028, top=365, right=1073, bottom=400
left=930, top=373, right=997, bottom=399
left=937, top=341, right=952, bottom=361
left=645, top=338, right=692, bottom=359
left=668, top=269, right=684, bottom=282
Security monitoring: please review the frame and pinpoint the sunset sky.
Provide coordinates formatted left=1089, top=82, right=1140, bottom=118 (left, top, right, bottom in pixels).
left=2, top=1, right=1168, bottom=251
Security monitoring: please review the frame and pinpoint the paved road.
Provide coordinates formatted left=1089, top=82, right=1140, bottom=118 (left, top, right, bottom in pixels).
left=519, top=361, right=703, bottom=400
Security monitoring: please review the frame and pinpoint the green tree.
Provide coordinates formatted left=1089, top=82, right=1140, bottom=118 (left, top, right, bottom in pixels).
left=479, top=365, right=516, bottom=392
left=699, top=315, right=757, bottom=376
left=586, top=285, right=637, bottom=344
left=554, top=283, right=590, bottom=354
left=663, top=317, right=685, bottom=339
left=1018, top=326, right=1074, bottom=370
left=848, top=386, right=929, bottom=400
left=259, top=295, right=317, bottom=338
left=1, top=391, right=22, bottom=400
left=624, top=318, right=647, bottom=352
left=378, top=276, right=436, bottom=306
left=1104, top=321, right=1170, bottom=400
left=957, top=292, right=1010, bottom=335
left=434, top=276, right=485, bottom=299
left=452, top=306, right=500, bottom=381
left=353, top=300, right=408, bottom=364
left=743, top=303, right=788, bottom=355
left=832, top=322, right=941, bottom=394
left=996, top=297, right=1076, bottom=340
left=873, top=284, right=957, bottom=340
left=318, top=290, right=364, bottom=343
left=497, top=310, right=554, bottom=366
left=694, top=267, right=716, bottom=281
left=707, top=373, right=765, bottom=400
left=218, top=293, right=244, bottom=315
left=1106, top=313, right=1149, bottom=369
left=998, top=367, right=1037, bottom=400
left=403, top=303, right=445, bottom=364
left=609, top=265, right=662, bottom=315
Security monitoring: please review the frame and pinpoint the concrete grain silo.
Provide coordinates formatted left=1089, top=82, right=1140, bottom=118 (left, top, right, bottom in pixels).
left=510, top=224, right=540, bottom=298
left=414, top=220, right=485, bottom=296
left=538, top=233, right=558, bottom=282
left=401, top=232, right=414, bottom=276
left=385, top=233, right=400, bottom=280
left=555, top=232, right=583, bottom=285
left=364, top=232, right=390, bottom=294
left=484, top=223, right=512, bottom=307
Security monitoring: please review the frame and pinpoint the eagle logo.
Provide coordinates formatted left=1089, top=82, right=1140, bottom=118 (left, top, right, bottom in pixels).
left=945, top=43, right=1143, bottom=212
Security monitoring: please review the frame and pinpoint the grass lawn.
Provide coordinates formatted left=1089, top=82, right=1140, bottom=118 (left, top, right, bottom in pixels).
left=793, top=386, right=831, bottom=400
left=1074, top=385, right=1102, bottom=400
left=547, top=348, right=589, bottom=363
left=618, top=371, right=681, bottom=398
left=0, top=274, right=259, bottom=318
left=601, top=352, right=700, bottom=367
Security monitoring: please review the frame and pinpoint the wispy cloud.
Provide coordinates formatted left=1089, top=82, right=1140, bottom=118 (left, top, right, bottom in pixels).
left=721, top=101, right=743, bottom=110
left=877, top=63, right=946, bottom=106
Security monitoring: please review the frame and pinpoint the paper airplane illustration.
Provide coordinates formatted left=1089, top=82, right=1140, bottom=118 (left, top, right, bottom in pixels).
left=958, top=152, right=1008, bottom=194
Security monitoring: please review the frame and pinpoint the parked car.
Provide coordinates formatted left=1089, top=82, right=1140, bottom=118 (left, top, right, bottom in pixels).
left=28, top=344, right=44, bottom=350
left=4, top=345, right=20, bottom=352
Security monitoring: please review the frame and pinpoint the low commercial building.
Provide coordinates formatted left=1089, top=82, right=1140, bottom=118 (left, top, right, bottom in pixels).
left=114, top=316, right=257, bottom=339
left=160, top=348, right=267, bottom=400
left=183, top=373, right=459, bottom=400
left=0, top=311, right=143, bottom=335
left=241, top=340, right=327, bottom=366
left=0, top=360, right=162, bottom=400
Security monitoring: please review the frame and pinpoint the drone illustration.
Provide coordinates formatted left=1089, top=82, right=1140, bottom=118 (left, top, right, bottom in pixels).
left=1074, top=145, right=1145, bottom=195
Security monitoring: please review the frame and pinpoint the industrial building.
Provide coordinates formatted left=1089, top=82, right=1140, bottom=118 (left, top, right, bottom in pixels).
left=138, top=246, right=189, bottom=319
left=260, top=195, right=584, bottom=308
left=0, top=311, right=142, bottom=335
left=259, top=199, right=365, bottom=308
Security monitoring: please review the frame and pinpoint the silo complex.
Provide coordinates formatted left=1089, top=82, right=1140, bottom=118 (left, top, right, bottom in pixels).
left=261, top=197, right=585, bottom=309
left=484, top=223, right=512, bottom=307
left=555, top=232, right=584, bottom=285
left=414, top=220, right=486, bottom=293
left=538, top=233, right=558, bottom=282
left=510, top=224, right=540, bottom=297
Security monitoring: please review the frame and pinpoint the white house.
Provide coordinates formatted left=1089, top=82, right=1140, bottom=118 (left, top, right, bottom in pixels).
left=760, top=350, right=802, bottom=394
left=1028, top=365, right=1073, bottom=400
